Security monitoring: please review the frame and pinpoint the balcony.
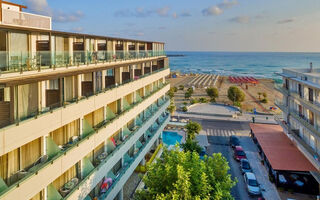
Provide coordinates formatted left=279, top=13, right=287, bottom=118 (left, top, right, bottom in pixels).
left=274, top=99, right=288, bottom=113
left=64, top=113, right=170, bottom=200
left=99, top=115, right=169, bottom=200
left=290, top=110, right=320, bottom=139
left=0, top=50, right=166, bottom=75
left=0, top=89, right=170, bottom=200
left=0, top=8, right=51, bottom=30
left=0, top=68, right=169, bottom=155
left=274, top=84, right=289, bottom=96
left=290, top=92, right=320, bottom=115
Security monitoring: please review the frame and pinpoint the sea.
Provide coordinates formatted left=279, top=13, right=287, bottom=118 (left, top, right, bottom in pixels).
left=168, top=51, right=320, bottom=83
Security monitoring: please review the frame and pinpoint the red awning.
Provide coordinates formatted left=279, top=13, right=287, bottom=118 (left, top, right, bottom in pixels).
left=250, top=123, right=317, bottom=172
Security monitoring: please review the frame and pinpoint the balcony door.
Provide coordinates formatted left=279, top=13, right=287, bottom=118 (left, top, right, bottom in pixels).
left=298, top=84, right=302, bottom=97
left=309, top=88, right=314, bottom=102
left=309, top=110, right=314, bottom=126
left=298, top=105, right=303, bottom=116
left=36, top=40, right=51, bottom=67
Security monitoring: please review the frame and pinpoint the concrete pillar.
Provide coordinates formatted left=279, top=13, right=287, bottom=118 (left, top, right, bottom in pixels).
left=80, top=116, right=84, bottom=135
left=141, top=63, right=145, bottom=75
left=77, top=74, right=82, bottom=98
left=115, top=66, right=123, bottom=84
left=102, top=70, right=106, bottom=89
left=130, top=65, right=135, bottom=80
left=68, top=37, right=73, bottom=65
left=39, top=81, right=46, bottom=110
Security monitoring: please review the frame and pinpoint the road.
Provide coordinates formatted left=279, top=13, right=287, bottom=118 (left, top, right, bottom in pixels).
left=190, top=116, right=281, bottom=200
left=190, top=117, right=258, bottom=200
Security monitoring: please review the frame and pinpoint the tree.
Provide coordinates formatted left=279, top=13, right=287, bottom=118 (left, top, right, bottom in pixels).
left=180, top=139, right=202, bottom=154
left=227, top=86, right=245, bottom=103
left=185, top=91, right=191, bottom=99
left=199, top=97, right=208, bottom=103
left=168, top=89, right=175, bottom=99
left=206, top=87, right=219, bottom=101
left=187, top=87, right=194, bottom=94
left=185, top=121, right=202, bottom=140
left=134, top=147, right=236, bottom=200
left=262, top=92, right=267, bottom=98
left=190, top=98, right=198, bottom=105
left=182, top=106, right=188, bottom=112
left=167, top=104, right=176, bottom=115
left=257, top=92, right=262, bottom=100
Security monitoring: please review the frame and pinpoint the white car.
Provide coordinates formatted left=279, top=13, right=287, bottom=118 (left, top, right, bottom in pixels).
left=244, top=172, right=261, bottom=196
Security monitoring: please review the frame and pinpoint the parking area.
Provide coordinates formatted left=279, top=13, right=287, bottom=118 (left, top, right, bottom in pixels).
left=192, top=117, right=280, bottom=200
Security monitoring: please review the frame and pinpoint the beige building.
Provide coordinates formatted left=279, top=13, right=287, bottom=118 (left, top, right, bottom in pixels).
left=0, top=1, right=170, bottom=200
left=276, top=64, right=320, bottom=186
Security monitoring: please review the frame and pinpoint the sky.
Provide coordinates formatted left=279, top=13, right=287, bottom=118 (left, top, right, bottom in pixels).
left=11, top=0, right=320, bottom=52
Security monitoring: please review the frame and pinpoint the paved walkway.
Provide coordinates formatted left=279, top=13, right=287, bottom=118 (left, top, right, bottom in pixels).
left=241, top=137, right=281, bottom=200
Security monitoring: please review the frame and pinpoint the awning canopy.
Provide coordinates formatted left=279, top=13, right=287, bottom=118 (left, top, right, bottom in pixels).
left=250, top=123, right=317, bottom=172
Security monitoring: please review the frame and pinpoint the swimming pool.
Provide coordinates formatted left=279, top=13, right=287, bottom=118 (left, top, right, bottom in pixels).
left=162, top=131, right=182, bottom=146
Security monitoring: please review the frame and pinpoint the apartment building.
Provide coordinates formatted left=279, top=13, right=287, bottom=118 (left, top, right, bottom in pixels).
left=275, top=64, right=320, bottom=186
left=0, top=1, right=170, bottom=200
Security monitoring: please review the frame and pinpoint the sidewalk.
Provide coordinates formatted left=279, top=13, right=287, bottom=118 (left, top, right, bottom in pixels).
left=241, top=137, right=281, bottom=200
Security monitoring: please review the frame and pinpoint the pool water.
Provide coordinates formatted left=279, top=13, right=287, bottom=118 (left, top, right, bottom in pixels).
left=162, top=131, right=182, bottom=146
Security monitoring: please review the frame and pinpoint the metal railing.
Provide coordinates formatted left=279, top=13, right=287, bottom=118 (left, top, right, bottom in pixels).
left=1, top=8, right=51, bottom=30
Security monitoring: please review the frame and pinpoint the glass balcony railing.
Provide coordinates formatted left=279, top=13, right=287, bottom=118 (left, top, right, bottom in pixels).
left=1, top=67, right=169, bottom=129
left=290, top=109, right=320, bottom=135
left=62, top=111, right=170, bottom=199
left=98, top=114, right=169, bottom=200
left=0, top=82, right=169, bottom=198
left=0, top=50, right=166, bottom=74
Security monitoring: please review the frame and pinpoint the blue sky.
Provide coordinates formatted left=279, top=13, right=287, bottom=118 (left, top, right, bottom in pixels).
left=13, top=0, right=320, bottom=52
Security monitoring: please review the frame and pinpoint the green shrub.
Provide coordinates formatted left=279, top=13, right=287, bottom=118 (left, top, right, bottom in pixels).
left=179, top=85, right=184, bottom=90
left=233, top=101, right=241, bottom=108
left=199, top=97, right=208, bottom=103
left=261, top=98, right=268, bottom=103
left=182, top=106, right=188, bottom=112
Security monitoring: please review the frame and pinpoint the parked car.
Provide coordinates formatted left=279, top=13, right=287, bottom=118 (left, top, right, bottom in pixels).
left=244, top=172, right=261, bottom=196
left=240, top=159, right=252, bottom=173
left=234, top=146, right=247, bottom=161
left=229, top=135, right=240, bottom=148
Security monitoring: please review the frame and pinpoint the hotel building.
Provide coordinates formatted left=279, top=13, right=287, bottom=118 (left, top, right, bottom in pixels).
left=0, top=1, right=170, bottom=200
left=276, top=64, right=320, bottom=186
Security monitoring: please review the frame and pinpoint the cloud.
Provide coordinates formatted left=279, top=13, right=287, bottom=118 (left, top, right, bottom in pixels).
left=202, top=0, right=238, bottom=17
left=23, top=0, right=84, bottom=23
left=71, top=27, right=84, bottom=32
left=202, top=6, right=223, bottom=16
left=115, top=6, right=171, bottom=18
left=277, top=18, right=294, bottom=24
left=180, top=11, right=192, bottom=17
left=229, top=16, right=250, bottom=24
left=157, top=6, right=170, bottom=17
left=53, top=10, right=84, bottom=23
left=218, top=0, right=238, bottom=9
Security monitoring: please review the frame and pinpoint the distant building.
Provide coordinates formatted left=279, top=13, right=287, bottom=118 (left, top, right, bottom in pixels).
left=0, top=1, right=170, bottom=200
left=276, top=63, right=320, bottom=187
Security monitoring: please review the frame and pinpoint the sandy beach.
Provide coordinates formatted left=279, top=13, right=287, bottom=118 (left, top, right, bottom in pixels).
left=168, top=73, right=281, bottom=114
